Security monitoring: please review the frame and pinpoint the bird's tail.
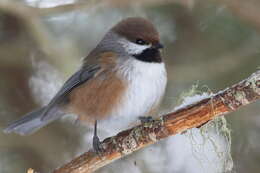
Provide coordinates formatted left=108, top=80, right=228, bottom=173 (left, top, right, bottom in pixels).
left=3, top=106, right=62, bottom=135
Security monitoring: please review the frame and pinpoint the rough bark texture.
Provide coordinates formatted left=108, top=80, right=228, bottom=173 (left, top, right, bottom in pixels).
left=53, top=70, right=260, bottom=173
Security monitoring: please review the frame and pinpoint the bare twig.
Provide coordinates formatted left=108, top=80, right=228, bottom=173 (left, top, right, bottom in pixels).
left=53, top=71, right=260, bottom=173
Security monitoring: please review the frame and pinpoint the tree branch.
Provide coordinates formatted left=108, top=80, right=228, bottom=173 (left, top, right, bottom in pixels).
left=53, top=70, right=260, bottom=173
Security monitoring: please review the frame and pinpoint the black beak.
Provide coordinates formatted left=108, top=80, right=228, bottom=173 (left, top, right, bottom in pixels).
left=153, top=42, right=164, bottom=49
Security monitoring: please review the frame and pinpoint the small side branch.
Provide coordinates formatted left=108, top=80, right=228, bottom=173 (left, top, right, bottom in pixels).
left=54, top=70, right=260, bottom=173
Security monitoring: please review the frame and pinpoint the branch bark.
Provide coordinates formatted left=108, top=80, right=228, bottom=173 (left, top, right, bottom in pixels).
left=53, top=70, right=260, bottom=173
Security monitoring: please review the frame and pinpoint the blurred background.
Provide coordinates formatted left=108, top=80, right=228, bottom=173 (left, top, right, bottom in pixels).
left=0, top=0, right=259, bottom=173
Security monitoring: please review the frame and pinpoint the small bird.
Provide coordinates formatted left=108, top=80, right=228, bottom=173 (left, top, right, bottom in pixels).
left=4, top=17, right=167, bottom=152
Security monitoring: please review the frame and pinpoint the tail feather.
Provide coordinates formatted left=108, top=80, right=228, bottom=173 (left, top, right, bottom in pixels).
left=3, top=107, right=62, bottom=135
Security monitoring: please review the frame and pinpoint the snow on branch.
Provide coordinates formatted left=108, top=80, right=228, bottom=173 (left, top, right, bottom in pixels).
left=53, top=70, right=260, bottom=173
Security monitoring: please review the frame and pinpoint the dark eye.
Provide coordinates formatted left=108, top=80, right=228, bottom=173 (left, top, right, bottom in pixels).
left=135, top=39, right=147, bottom=45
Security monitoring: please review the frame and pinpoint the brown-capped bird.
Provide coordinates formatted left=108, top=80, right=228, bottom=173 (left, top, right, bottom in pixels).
left=4, top=17, right=167, bottom=153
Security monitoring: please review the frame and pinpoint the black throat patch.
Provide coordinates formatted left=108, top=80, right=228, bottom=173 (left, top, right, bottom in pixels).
left=133, top=48, right=162, bottom=63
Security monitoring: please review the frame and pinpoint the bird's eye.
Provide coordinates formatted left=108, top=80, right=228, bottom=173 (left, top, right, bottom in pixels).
left=135, top=39, right=147, bottom=45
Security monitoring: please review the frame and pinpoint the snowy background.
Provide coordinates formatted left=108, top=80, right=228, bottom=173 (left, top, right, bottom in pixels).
left=0, top=0, right=259, bottom=173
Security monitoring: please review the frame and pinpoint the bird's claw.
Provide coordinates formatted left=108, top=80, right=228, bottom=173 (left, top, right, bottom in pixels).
left=93, top=135, right=104, bottom=155
left=139, top=116, right=154, bottom=123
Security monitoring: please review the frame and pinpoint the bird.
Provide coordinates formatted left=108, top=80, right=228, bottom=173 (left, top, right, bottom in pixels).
left=3, top=17, right=167, bottom=153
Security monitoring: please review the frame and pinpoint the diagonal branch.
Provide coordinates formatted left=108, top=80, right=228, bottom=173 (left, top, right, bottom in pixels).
left=54, top=70, right=260, bottom=173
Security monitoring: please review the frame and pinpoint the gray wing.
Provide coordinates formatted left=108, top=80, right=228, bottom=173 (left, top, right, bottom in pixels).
left=41, top=64, right=100, bottom=121
left=3, top=64, right=100, bottom=135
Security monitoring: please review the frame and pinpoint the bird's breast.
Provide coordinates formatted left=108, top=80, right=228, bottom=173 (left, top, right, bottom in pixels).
left=67, top=58, right=167, bottom=132
left=99, top=59, right=167, bottom=132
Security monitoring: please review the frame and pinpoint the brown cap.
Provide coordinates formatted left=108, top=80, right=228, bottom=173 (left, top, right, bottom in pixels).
left=112, top=17, right=160, bottom=45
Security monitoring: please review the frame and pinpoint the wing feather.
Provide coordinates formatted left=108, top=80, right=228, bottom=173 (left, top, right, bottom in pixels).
left=41, top=64, right=100, bottom=120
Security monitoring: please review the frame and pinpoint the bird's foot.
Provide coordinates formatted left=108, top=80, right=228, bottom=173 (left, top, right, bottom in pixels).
left=139, top=116, right=154, bottom=124
left=93, top=135, right=104, bottom=155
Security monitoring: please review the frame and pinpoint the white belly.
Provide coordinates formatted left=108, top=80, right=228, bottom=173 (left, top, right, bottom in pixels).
left=99, top=59, right=167, bottom=135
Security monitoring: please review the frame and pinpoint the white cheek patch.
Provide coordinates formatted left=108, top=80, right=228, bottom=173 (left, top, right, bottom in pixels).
left=119, top=39, right=150, bottom=55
